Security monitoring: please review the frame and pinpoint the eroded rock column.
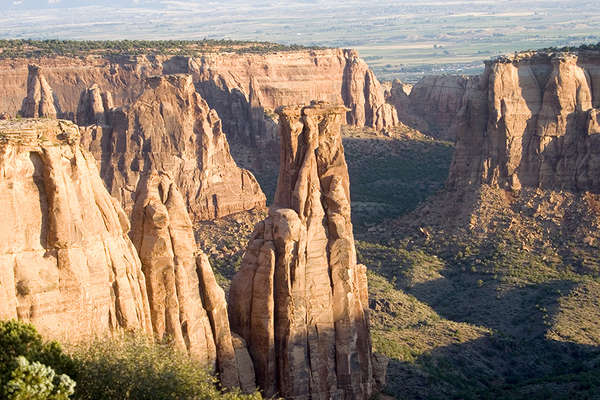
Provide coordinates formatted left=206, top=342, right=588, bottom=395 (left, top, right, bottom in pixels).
left=229, top=101, right=374, bottom=399
left=130, top=170, right=256, bottom=392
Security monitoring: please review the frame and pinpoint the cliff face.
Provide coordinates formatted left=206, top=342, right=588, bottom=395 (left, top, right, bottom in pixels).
left=79, top=74, right=265, bottom=221
left=130, top=170, right=256, bottom=391
left=0, top=49, right=396, bottom=149
left=449, top=51, right=600, bottom=192
left=0, top=119, right=152, bottom=341
left=0, top=118, right=257, bottom=392
left=386, top=75, right=467, bottom=141
left=228, top=102, right=375, bottom=399
left=194, top=49, right=397, bottom=148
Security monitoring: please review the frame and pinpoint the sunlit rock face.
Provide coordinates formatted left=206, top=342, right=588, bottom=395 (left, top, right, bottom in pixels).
left=0, top=118, right=152, bottom=341
left=449, top=51, right=600, bottom=193
left=229, top=102, right=376, bottom=399
left=130, top=170, right=256, bottom=391
left=78, top=74, right=266, bottom=221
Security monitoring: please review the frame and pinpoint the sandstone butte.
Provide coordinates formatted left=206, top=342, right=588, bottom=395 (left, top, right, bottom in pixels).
left=0, top=119, right=255, bottom=391
left=447, top=50, right=600, bottom=192
left=228, top=101, right=381, bottom=399
left=0, top=48, right=397, bottom=150
left=77, top=73, right=265, bottom=221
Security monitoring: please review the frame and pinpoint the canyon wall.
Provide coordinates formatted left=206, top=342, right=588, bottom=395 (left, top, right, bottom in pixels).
left=79, top=73, right=265, bottom=221
left=386, top=75, right=467, bottom=141
left=0, top=119, right=152, bottom=341
left=0, top=118, right=256, bottom=391
left=228, top=102, right=375, bottom=399
left=0, top=49, right=397, bottom=149
left=448, top=51, right=600, bottom=192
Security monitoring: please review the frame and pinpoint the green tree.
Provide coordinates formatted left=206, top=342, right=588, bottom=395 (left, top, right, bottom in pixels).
left=0, top=320, right=75, bottom=389
left=4, top=356, right=75, bottom=400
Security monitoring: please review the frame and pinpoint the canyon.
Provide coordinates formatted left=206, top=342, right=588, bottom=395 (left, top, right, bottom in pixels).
left=0, top=49, right=397, bottom=151
left=2, top=40, right=600, bottom=399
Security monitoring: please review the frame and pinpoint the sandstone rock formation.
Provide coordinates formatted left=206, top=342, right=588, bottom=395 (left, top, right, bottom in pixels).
left=79, top=74, right=265, bottom=221
left=229, top=102, right=375, bottom=399
left=20, top=65, right=58, bottom=119
left=76, top=84, right=113, bottom=126
left=386, top=75, right=467, bottom=141
left=130, top=170, right=256, bottom=391
left=448, top=50, right=600, bottom=192
left=0, top=119, right=152, bottom=341
left=1, top=50, right=397, bottom=153
left=342, top=50, right=398, bottom=131
left=194, top=49, right=398, bottom=150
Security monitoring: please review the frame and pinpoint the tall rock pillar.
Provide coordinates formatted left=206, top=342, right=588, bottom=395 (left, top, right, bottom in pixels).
left=229, top=101, right=374, bottom=399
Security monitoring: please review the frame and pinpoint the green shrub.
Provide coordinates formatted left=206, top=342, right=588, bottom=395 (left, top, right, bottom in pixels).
left=4, top=356, right=75, bottom=400
left=0, top=320, right=75, bottom=390
left=1, top=321, right=260, bottom=400
left=69, top=334, right=261, bottom=400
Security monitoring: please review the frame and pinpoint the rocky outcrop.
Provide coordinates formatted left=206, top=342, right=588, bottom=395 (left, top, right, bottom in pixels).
left=130, top=170, right=256, bottom=390
left=343, top=50, right=398, bottom=131
left=20, top=65, right=58, bottom=118
left=448, top=50, right=600, bottom=192
left=76, top=84, right=113, bottom=126
left=194, top=49, right=397, bottom=151
left=80, top=74, right=266, bottom=221
left=387, top=75, right=467, bottom=141
left=228, top=102, right=375, bottom=399
left=0, top=119, right=152, bottom=341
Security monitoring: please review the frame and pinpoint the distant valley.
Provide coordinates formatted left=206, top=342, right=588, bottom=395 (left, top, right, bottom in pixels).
left=3, top=0, right=600, bottom=81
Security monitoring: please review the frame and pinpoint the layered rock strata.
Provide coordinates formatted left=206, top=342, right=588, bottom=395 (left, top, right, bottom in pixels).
left=79, top=74, right=265, bottom=221
left=130, top=170, right=256, bottom=391
left=0, top=118, right=256, bottom=392
left=228, top=102, right=374, bottom=399
left=449, top=51, right=600, bottom=192
left=0, top=119, right=152, bottom=341
left=0, top=50, right=397, bottom=148
left=195, top=49, right=398, bottom=148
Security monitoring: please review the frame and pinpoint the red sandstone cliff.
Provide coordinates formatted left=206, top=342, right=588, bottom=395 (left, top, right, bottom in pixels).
left=0, top=49, right=397, bottom=147
left=79, top=74, right=265, bottom=221
left=0, top=118, right=257, bottom=392
left=386, top=75, right=467, bottom=141
left=0, top=119, right=152, bottom=341
left=448, top=50, right=600, bottom=192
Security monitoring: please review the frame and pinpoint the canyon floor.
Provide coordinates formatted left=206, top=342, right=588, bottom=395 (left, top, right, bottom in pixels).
left=203, top=128, right=600, bottom=399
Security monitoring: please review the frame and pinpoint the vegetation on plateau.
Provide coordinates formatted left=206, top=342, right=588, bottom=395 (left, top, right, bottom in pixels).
left=536, top=41, right=600, bottom=53
left=0, top=320, right=261, bottom=400
left=0, top=39, right=325, bottom=60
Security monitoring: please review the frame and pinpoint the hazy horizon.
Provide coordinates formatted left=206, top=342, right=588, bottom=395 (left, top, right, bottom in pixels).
left=2, top=0, right=599, bottom=81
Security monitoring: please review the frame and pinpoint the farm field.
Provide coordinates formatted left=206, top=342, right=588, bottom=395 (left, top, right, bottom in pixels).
left=2, top=0, right=599, bottom=81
